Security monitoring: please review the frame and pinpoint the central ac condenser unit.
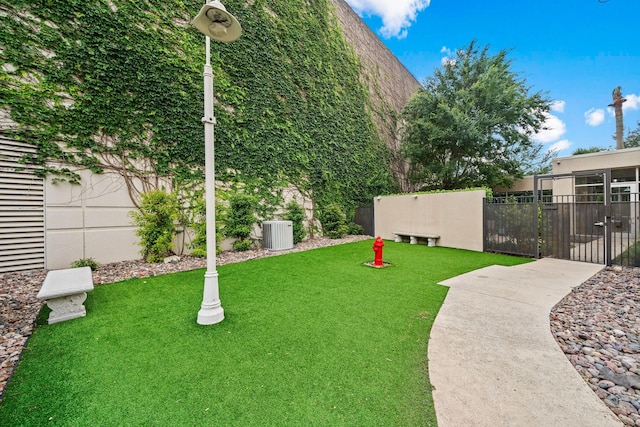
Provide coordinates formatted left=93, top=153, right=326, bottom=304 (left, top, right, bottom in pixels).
left=262, top=220, right=294, bottom=251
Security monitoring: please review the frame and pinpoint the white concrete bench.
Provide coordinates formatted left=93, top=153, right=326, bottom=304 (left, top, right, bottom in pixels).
left=37, top=267, right=94, bottom=324
left=393, top=231, right=440, bottom=247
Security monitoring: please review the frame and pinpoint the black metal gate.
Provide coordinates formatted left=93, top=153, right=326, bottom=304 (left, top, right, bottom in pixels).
left=483, top=196, right=538, bottom=258
left=354, top=204, right=374, bottom=237
left=484, top=170, right=640, bottom=267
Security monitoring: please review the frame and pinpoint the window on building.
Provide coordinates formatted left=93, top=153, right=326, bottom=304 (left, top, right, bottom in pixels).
left=611, top=168, right=637, bottom=183
left=575, top=174, right=604, bottom=202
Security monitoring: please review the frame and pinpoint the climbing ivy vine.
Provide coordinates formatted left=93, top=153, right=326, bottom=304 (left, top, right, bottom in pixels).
left=0, top=0, right=396, bottom=212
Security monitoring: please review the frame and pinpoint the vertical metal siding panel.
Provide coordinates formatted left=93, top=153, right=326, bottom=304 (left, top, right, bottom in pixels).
left=0, top=137, right=45, bottom=272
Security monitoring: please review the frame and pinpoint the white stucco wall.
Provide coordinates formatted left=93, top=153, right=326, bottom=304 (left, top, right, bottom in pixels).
left=374, top=190, right=486, bottom=252
left=45, top=170, right=140, bottom=269
left=43, top=169, right=315, bottom=269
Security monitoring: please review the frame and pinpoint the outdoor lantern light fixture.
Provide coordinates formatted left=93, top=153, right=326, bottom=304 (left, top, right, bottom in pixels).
left=193, top=1, right=242, bottom=42
left=192, top=1, right=242, bottom=325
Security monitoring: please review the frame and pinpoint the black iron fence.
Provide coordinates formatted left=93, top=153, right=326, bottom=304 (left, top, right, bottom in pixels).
left=484, top=195, right=640, bottom=267
left=484, top=196, right=538, bottom=257
left=611, top=197, right=640, bottom=267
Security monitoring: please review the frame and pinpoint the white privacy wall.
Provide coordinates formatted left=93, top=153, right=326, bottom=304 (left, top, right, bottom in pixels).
left=374, top=190, right=487, bottom=252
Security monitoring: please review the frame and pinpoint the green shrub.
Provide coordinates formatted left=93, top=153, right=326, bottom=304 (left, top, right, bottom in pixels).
left=130, top=190, right=179, bottom=263
left=70, top=258, right=100, bottom=271
left=347, top=223, right=364, bottom=235
left=188, top=191, right=224, bottom=257
left=283, top=201, right=307, bottom=244
left=188, top=193, right=207, bottom=257
left=232, top=239, right=253, bottom=252
left=224, top=193, right=258, bottom=252
left=319, top=203, right=349, bottom=239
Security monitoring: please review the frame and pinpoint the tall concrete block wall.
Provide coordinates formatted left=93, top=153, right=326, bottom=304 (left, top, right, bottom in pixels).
left=332, top=0, right=421, bottom=191
left=45, top=170, right=140, bottom=269
left=332, top=0, right=420, bottom=113
left=374, top=190, right=487, bottom=252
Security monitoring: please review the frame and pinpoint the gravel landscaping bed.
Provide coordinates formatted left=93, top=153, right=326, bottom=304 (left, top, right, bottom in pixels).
left=551, top=266, right=640, bottom=426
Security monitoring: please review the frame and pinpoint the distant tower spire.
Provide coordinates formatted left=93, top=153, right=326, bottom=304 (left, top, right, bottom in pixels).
left=609, top=86, right=627, bottom=150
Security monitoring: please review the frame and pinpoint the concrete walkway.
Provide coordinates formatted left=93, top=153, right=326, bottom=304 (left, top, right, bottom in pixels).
left=429, top=258, right=623, bottom=427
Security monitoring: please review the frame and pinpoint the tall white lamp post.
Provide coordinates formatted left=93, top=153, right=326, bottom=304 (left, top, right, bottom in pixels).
left=192, top=1, right=242, bottom=325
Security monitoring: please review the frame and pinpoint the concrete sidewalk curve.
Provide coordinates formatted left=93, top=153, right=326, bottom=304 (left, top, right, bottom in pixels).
left=428, top=258, right=623, bottom=427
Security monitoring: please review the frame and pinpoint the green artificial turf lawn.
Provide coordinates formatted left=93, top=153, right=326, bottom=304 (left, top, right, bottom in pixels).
left=0, top=241, right=529, bottom=426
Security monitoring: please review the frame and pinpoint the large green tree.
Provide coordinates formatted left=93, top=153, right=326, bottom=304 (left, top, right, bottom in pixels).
left=624, top=121, right=640, bottom=148
left=401, top=41, right=551, bottom=190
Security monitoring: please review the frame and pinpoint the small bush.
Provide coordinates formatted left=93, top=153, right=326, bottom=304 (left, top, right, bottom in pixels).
left=70, top=258, right=100, bottom=270
left=283, top=201, right=307, bottom=244
left=225, top=193, right=258, bottom=252
left=232, top=239, right=253, bottom=252
left=347, top=223, right=364, bottom=235
left=319, top=203, right=349, bottom=239
left=130, top=189, right=179, bottom=263
left=188, top=192, right=224, bottom=257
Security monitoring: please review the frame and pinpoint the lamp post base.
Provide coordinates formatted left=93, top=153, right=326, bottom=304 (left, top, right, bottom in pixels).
left=197, top=305, right=224, bottom=325
left=197, top=271, right=225, bottom=325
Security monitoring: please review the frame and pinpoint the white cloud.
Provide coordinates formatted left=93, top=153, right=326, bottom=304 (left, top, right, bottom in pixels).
left=346, top=0, right=431, bottom=39
left=550, top=100, right=565, bottom=113
left=585, top=108, right=605, bottom=126
left=548, top=139, right=571, bottom=153
left=532, top=112, right=567, bottom=143
left=623, top=93, right=640, bottom=111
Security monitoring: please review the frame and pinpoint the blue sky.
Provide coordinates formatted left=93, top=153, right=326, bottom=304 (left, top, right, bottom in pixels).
left=345, top=0, right=640, bottom=157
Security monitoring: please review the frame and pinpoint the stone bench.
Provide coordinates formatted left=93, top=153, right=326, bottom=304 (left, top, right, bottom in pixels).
left=393, top=231, right=440, bottom=247
left=37, top=267, right=94, bottom=324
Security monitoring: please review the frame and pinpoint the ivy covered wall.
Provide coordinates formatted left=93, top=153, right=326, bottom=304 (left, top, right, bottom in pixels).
left=332, top=0, right=421, bottom=191
left=0, top=0, right=411, bottom=212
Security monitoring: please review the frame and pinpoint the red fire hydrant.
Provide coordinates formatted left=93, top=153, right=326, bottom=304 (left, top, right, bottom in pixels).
left=372, top=236, right=385, bottom=267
